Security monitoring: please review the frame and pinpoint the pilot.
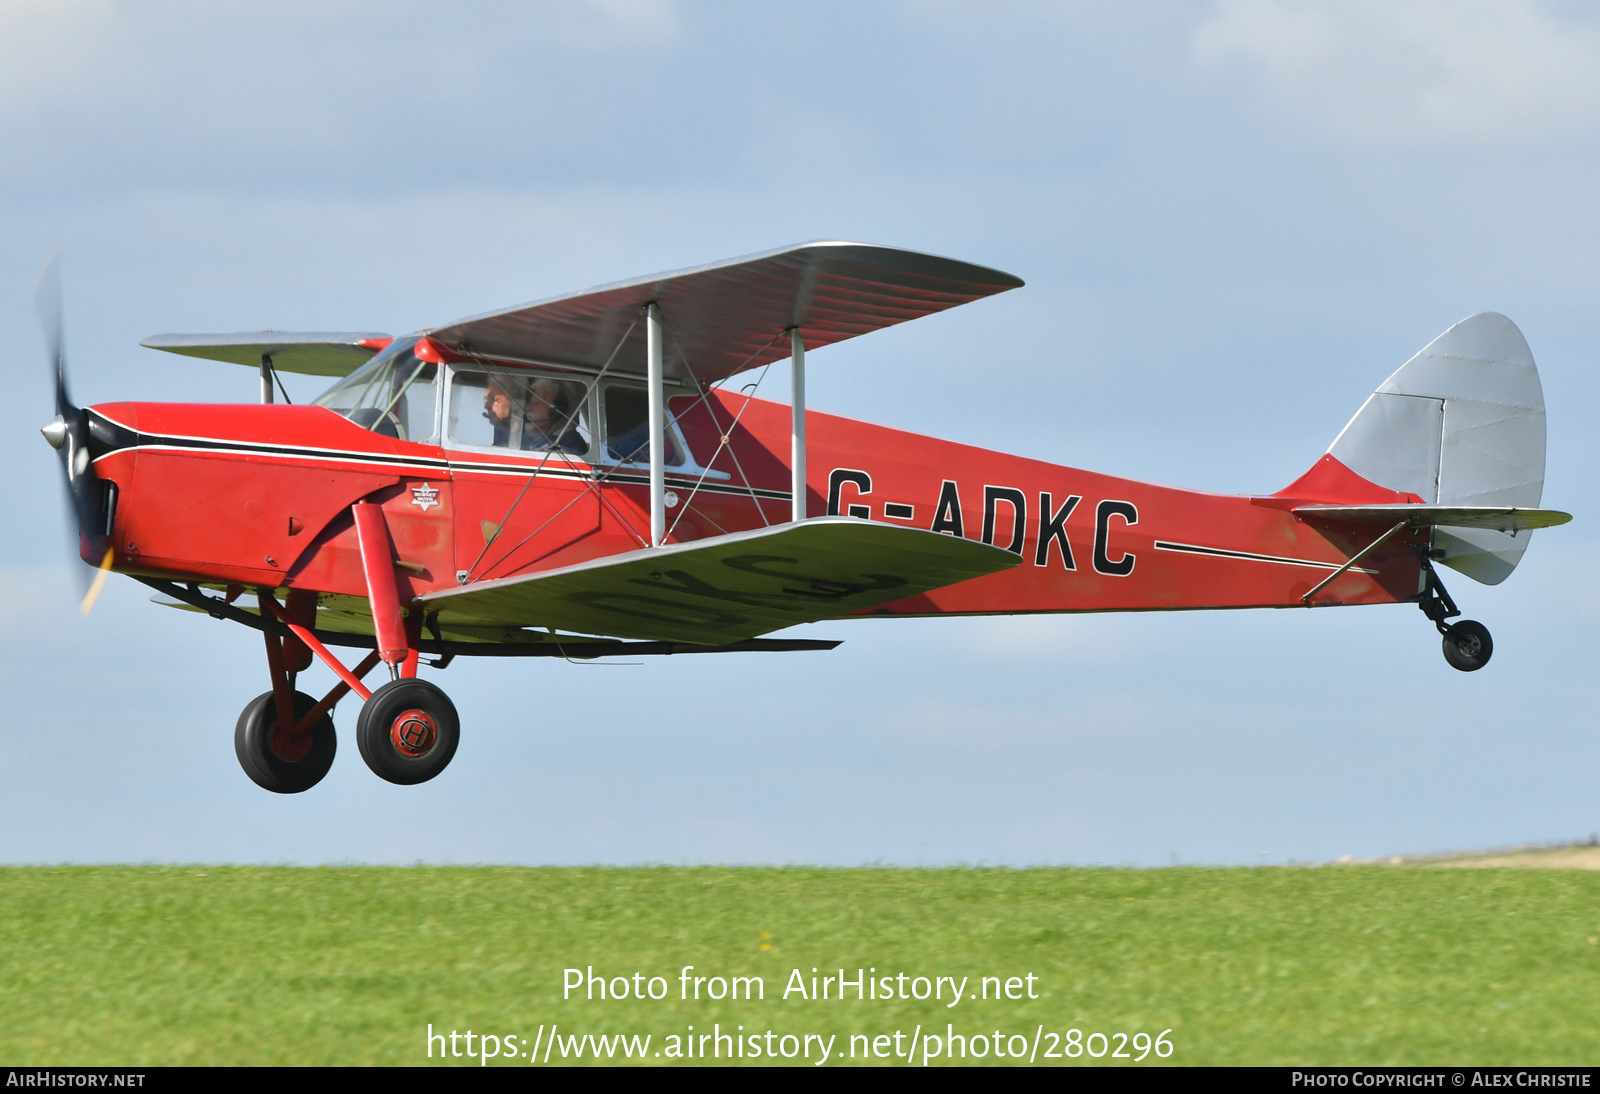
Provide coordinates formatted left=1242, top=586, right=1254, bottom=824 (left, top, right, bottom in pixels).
left=485, top=379, right=515, bottom=446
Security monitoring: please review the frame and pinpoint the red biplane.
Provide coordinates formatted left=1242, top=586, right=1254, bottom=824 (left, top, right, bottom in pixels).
left=38, top=242, right=1571, bottom=793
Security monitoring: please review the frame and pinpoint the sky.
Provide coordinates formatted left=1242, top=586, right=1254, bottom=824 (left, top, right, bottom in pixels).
left=1, top=0, right=1597, bottom=866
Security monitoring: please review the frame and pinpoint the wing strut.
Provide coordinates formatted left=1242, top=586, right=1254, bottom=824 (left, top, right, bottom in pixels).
left=647, top=308, right=811, bottom=544
left=791, top=328, right=806, bottom=523
left=647, top=302, right=666, bottom=547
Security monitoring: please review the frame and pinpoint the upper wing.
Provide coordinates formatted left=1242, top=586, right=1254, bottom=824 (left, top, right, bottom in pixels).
left=424, top=241, right=1023, bottom=387
left=140, top=331, right=392, bottom=377
left=419, top=518, right=1022, bottom=644
left=1295, top=504, right=1573, bottom=532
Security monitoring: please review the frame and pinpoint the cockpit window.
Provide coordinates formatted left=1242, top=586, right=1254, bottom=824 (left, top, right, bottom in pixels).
left=313, top=338, right=439, bottom=443
left=447, top=369, right=591, bottom=456
left=604, top=384, right=684, bottom=466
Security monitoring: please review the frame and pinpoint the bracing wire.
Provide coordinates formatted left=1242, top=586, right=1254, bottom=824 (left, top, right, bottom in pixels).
left=461, top=315, right=792, bottom=581
left=664, top=344, right=784, bottom=540
left=462, top=315, right=639, bottom=580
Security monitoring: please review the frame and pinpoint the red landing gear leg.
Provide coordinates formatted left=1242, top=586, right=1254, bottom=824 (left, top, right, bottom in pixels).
left=257, top=586, right=322, bottom=747
left=281, top=588, right=318, bottom=681
left=259, top=592, right=298, bottom=746
left=349, top=501, right=460, bottom=785
left=353, top=502, right=410, bottom=679
left=402, top=615, right=422, bottom=680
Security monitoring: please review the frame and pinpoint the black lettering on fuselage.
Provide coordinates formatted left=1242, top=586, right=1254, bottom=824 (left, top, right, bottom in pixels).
left=931, top=480, right=964, bottom=538
left=982, top=486, right=1027, bottom=555
left=1093, top=500, right=1138, bottom=576
left=827, top=468, right=872, bottom=519
left=1036, top=492, right=1080, bottom=569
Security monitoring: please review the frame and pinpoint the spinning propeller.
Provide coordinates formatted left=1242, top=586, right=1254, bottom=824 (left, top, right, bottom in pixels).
left=34, top=252, right=114, bottom=615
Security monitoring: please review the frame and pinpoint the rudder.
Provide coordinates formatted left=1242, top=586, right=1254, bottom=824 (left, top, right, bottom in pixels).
left=1325, top=313, right=1546, bottom=585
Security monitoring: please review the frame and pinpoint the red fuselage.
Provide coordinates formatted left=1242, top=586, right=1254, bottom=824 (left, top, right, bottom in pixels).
left=86, top=390, right=1424, bottom=623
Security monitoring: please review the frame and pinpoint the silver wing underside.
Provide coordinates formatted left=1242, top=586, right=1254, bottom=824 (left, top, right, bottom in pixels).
left=139, top=331, right=391, bottom=377
left=425, top=241, right=1023, bottom=386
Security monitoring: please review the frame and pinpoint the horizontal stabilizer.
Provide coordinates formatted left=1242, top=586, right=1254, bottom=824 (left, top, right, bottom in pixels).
left=1296, top=504, right=1572, bottom=533
left=140, top=331, right=391, bottom=377
left=419, top=518, right=1022, bottom=644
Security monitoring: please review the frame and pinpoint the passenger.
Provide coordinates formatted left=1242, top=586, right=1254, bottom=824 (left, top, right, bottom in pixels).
left=483, top=376, right=584, bottom=453
left=523, top=378, right=584, bottom=453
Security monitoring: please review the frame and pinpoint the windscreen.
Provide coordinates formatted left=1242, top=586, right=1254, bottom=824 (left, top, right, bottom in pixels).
left=312, top=338, right=439, bottom=443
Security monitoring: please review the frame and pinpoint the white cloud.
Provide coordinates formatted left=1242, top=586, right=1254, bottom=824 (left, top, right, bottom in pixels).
left=578, top=0, right=679, bottom=45
left=0, top=0, right=114, bottom=110
left=1193, top=0, right=1600, bottom=144
left=0, top=1, right=678, bottom=117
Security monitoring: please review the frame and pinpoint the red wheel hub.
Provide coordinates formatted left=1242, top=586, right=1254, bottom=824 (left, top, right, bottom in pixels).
left=268, top=720, right=313, bottom=762
left=390, top=709, right=437, bottom=757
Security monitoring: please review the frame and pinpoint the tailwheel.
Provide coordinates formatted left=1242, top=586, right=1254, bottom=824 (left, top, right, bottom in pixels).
left=1415, top=552, right=1494, bottom=673
left=1442, top=620, right=1493, bottom=673
left=356, top=678, right=460, bottom=785
left=234, top=691, right=337, bottom=794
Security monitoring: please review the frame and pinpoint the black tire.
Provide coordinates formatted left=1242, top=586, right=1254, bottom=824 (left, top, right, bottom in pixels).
left=234, top=691, right=337, bottom=794
left=1442, top=619, right=1493, bottom=672
left=356, top=678, right=460, bottom=785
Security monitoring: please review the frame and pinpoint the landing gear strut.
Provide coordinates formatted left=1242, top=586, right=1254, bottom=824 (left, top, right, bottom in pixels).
left=231, top=498, right=467, bottom=791
left=250, top=592, right=463, bottom=787
left=155, top=577, right=465, bottom=792
left=1415, top=553, right=1493, bottom=672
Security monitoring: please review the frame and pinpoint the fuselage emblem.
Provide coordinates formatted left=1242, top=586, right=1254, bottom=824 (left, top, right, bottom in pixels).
left=411, top=483, right=440, bottom=512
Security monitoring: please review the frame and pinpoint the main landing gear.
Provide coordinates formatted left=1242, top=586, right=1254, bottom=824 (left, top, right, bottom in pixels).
left=230, top=501, right=470, bottom=793
left=233, top=623, right=463, bottom=794
left=235, top=578, right=463, bottom=793
left=1415, top=552, right=1493, bottom=673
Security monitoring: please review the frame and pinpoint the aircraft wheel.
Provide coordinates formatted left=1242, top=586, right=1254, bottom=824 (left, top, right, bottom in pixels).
left=356, top=678, right=460, bottom=785
left=1441, top=620, right=1493, bottom=673
left=234, top=691, right=337, bottom=794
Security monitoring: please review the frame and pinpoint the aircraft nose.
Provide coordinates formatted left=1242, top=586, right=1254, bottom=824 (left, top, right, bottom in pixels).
left=41, top=415, right=67, bottom=449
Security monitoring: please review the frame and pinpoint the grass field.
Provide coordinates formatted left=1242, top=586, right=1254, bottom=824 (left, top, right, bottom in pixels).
left=1, top=865, right=1596, bottom=1066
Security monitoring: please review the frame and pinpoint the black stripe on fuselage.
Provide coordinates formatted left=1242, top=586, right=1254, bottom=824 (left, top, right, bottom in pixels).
left=86, top=409, right=793, bottom=502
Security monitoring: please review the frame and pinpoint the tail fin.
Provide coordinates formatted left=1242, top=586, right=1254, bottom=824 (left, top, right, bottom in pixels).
left=1325, top=313, right=1546, bottom=585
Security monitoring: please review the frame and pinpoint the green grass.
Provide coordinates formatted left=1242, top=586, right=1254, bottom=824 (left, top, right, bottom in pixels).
left=0, top=866, right=1596, bottom=1066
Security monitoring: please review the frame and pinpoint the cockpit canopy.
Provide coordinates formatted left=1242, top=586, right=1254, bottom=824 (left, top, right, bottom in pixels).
left=312, top=338, right=687, bottom=467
